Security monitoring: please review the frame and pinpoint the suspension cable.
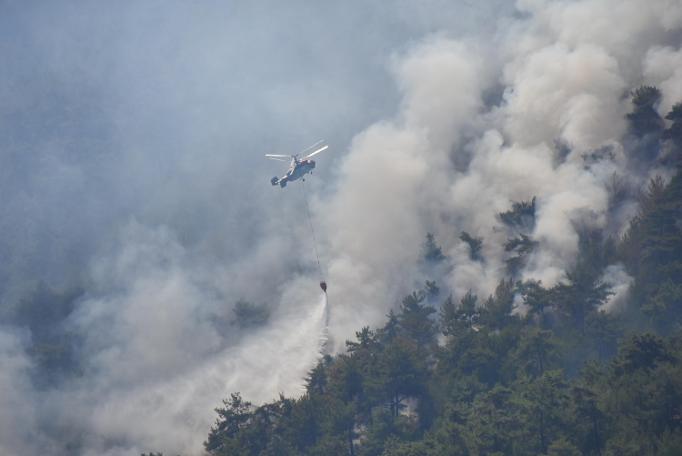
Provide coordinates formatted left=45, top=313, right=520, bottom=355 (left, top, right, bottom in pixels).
left=300, top=179, right=324, bottom=281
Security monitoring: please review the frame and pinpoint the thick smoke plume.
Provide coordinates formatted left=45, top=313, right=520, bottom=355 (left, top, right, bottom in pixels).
left=1, top=1, right=681, bottom=455
left=323, top=0, right=682, bottom=333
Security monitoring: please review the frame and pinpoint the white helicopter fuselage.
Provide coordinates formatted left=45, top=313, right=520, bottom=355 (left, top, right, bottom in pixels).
left=287, top=158, right=315, bottom=180
left=267, top=142, right=327, bottom=188
left=272, top=158, right=315, bottom=187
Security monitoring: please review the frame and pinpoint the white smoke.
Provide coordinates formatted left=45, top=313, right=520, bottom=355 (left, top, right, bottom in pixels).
left=323, top=0, right=682, bottom=340
left=643, top=45, right=682, bottom=114
left=0, top=330, right=46, bottom=456
left=2, top=1, right=682, bottom=455
left=35, top=224, right=331, bottom=455
left=599, top=263, right=634, bottom=312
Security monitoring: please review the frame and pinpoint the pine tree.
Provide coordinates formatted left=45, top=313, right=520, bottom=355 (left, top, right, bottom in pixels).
left=398, top=291, right=437, bottom=348
left=460, top=231, right=483, bottom=262
left=664, top=102, right=682, bottom=152
left=423, top=233, right=446, bottom=263
left=627, top=85, right=664, bottom=138
left=205, top=393, right=254, bottom=454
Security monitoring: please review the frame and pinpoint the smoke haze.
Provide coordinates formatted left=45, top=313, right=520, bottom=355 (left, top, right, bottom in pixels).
left=1, top=1, right=680, bottom=454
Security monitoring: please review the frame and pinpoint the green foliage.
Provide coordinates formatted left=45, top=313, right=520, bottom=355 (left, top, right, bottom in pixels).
left=460, top=231, right=483, bottom=262
left=644, top=280, right=682, bottom=330
left=499, top=197, right=537, bottom=231
left=664, top=102, right=682, bottom=152
left=518, top=279, right=552, bottom=327
left=397, top=292, right=437, bottom=348
left=631, top=85, right=662, bottom=108
left=665, top=103, right=682, bottom=121
left=515, top=328, right=559, bottom=377
left=381, top=438, right=431, bottom=456
left=547, top=437, right=581, bottom=456
left=438, top=295, right=458, bottom=337
left=203, top=132, right=682, bottom=455
left=627, top=85, right=664, bottom=138
left=206, top=308, right=682, bottom=454
left=620, top=173, right=682, bottom=333
left=422, top=233, right=446, bottom=263
left=585, top=310, right=621, bottom=360
left=613, top=333, right=674, bottom=374
left=423, top=280, right=440, bottom=300
left=306, top=356, right=331, bottom=395
left=505, top=234, right=538, bottom=276
left=205, top=393, right=254, bottom=453
left=553, top=268, right=612, bottom=332
left=439, top=292, right=482, bottom=338
left=482, top=279, right=516, bottom=330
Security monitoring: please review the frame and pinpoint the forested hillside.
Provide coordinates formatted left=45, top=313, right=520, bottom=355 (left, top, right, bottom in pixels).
left=198, top=89, right=682, bottom=456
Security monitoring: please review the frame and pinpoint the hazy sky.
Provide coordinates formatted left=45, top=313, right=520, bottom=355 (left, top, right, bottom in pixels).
left=0, top=0, right=509, bottom=303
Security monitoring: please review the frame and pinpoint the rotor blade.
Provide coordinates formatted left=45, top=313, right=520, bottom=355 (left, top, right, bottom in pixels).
left=265, top=154, right=291, bottom=158
left=299, top=139, right=325, bottom=155
left=266, top=157, right=289, bottom=162
left=302, top=144, right=329, bottom=159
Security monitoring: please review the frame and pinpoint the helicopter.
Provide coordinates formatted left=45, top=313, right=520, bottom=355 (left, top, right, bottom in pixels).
left=266, top=140, right=329, bottom=188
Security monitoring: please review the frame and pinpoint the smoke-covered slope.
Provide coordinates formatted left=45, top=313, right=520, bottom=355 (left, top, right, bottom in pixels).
left=201, top=160, right=682, bottom=456
left=1, top=1, right=682, bottom=455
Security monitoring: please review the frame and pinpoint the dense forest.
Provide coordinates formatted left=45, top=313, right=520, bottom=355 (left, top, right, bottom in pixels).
left=190, top=87, right=682, bottom=456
